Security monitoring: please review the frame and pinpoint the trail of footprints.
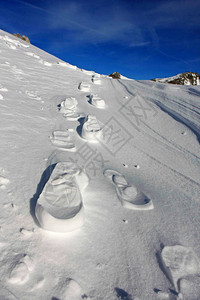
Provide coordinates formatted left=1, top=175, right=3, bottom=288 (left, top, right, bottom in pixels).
left=45, top=80, right=106, bottom=231
left=45, top=78, right=155, bottom=232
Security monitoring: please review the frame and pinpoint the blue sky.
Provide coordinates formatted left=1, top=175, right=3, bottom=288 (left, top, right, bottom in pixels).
left=0, top=0, right=200, bottom=79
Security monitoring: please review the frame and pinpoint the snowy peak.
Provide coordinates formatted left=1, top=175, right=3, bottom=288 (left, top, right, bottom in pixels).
left=152, top=72, right=200, bottom=85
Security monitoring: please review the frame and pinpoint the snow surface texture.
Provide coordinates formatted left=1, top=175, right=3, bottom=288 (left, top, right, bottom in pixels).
left=0, top=29, right=200, bottom=299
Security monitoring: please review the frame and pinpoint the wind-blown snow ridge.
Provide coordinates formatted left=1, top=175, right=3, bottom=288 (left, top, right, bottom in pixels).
left=0, top=29, right=200, bottom=300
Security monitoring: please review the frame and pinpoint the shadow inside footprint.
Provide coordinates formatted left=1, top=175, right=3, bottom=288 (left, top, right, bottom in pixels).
left=156, top=244, right=172, bottom=286
left=86, top=94, right=92, bottom=105
left=30, top=164, right=56, bottom=226
left=76, top=116, right=85, bottom=137
left=115, top=287, right=133, bottom=300
left=169, top=288, right=179, bottom=296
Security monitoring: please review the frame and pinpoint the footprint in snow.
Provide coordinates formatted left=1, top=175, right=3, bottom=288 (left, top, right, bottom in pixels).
left=60, top=278, right=89, bottom=300
left=59, top=97, right=81, bottom=120
left=81, top=114, right=103, bottom=142
left=160, top=245, right=200, bottom=293
left=103, top=169, right=154, bottom=210
left=88, top=94, right=106, bottom=109
left=60, top=97, right=77, bottom=113
left=91, top=76, right=101, bottom=85
left=8, top=254, right=34, bottom=285
left=35, top=161, right=89, bottom=232
left=78, top=82, right=91, bottom=92
left=179, top=277, right=200, bottom=300
left=50, top=130, right=76, bottom=152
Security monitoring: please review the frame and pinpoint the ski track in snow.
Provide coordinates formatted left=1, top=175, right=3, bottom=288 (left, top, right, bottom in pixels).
left=109, top=79, right=200, bottom=192
left=0, top=29, right=200, bottom=300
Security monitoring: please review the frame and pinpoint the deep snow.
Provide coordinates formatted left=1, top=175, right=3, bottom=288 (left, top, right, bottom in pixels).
left=0, top=29, right=200, bottom=300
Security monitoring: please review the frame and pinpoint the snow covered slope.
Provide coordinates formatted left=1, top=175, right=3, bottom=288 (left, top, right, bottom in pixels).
left=0, top=29, right=200, bottom=300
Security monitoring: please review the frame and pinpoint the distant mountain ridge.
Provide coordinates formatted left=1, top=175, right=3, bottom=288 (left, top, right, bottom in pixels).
left=108, top=71, right=130, bottom=80
left=152, top=72, right=200, bottom=85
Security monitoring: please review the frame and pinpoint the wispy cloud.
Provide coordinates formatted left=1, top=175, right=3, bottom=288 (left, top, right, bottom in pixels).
left=13, top=0, right=47, bottom=13
left=129, top=41, right=151, bottom=48
left=44, top=1, right=148, bottom=46
left=39, top=0, right=200, bottom=50
left=3, top=0, right=200, bottom=58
